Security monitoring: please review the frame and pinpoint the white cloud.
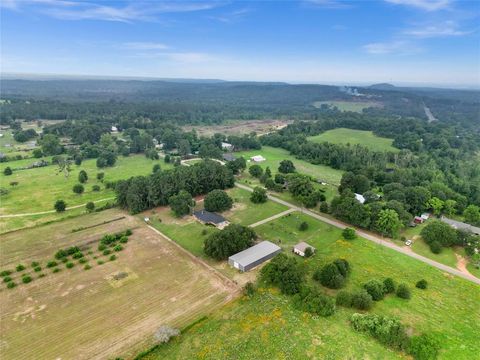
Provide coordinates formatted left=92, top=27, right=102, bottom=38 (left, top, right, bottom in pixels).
left=403, top=21, right=471, bottom=37
left=2, top=1, right=224, bottom=22
left=303, top=0, right=352, bottom=9
left=122, top=42, right=169, bottom=50
left=384, top=0, right=451, bottom=11
left=363, top=40, right=421, bottom=55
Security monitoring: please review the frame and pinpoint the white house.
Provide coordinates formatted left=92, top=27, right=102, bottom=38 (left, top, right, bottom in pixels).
left=221, top=142, right=234, bottom=151
left=111, top=126, right=118, bottom=133
left=355, top=193, right=366, bottom=204
left=250, top=155, right=266, bottom=162
left=293, top=242, right=315, bottom=257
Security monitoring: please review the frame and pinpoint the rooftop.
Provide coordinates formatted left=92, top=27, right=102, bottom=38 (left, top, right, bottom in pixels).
left=229, top=241, right=281, bottom=266
left=294, top=242, right=315, bottom=252
left=441, top=216, right=480, bottom=235
left=193, top=210, right=227, bottom=225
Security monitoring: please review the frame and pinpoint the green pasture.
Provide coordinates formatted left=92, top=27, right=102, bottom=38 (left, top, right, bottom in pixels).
left=312, top=100, right=381, bottom=112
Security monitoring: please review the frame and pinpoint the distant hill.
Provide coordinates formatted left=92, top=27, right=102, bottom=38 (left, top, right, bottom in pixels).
left=369, top=83, right=396, bottom=90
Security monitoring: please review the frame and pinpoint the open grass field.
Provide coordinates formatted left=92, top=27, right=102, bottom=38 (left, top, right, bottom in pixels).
left=312, top=100, right=382, bottom=113
left=182, top=119, right=292, bottom=137
left=0, top=209, right=236, bottom=360
left=308, top=128, right=399, bottom=153
left=143, top=212, right=480, bottom=359
left=0, top=154, right=171, bottom=216
left=235, top=146, right=344, bottom=185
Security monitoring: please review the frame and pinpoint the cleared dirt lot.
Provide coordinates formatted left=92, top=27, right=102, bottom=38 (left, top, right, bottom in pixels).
left=0, top=209, right=237, bottom=360
left=182, top=119, right=292, bottom=137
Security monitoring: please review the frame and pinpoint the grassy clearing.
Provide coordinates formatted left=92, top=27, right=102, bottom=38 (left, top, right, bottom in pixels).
left=144, top=212, right=480, bottom=359
left=308, top=128, right=398, bottom=153
left=0, top=209, right=234, bottom=360
left=312, top=100, right=382, bottom=112
left=0, top=154, right=171, bottom=215
left=182, top=119, right=291, bottom=137
left=235, top=146, right=344, bottom=185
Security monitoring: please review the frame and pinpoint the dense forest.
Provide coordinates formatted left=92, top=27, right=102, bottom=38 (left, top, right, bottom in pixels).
left=1, top=79, right=478, bottom=127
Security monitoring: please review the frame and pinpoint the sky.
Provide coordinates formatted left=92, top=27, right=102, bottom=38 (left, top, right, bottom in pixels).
left=1, top=0, right=479, bottom=87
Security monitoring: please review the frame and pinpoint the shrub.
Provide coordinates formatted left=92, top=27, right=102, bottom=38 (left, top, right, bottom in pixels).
left=46, top=260, right=58, bottom=268
left=54, top=199, right=67, bottom=212
left=96, top=172, right=104, bottom=181
left=38, top=273, right=46, bottom=278
left=154, top=325, right=180, bottom=344
left=113, top=244, right=123, bottom=252
left=250, top=186, right=268, bottom=204
left=396, top=284, right=411, bottom=299
left=243, top=282, right=256, bottom=297
left=4, top=166, right=12, bottom=175
left=350, top=313, right=409, bottom=350
left=336, top=290, right=353, bottom=307
left=79, top=258, right=87, bottom=264
left=72, top=183, right=84, bottom=194
left=31, top=261, right=40, bottom=267
left=109, top=255, right=117, bottom=261
left=249, top=164, right=263, bottom=178
left=342, top=227, right=356, bottom=240
left=72, top=252, right=84, bottom=259
left=383, top=278, right=396, bottom=294
left=61, top=258, right=68, bottom=263
left=66, top=262, right=74, bottom=269
left=97, top=260, right=105, bottom=265
left=33, top=266, right=41, bottom=272
left=363, top=279, right=386, bottom=301
left=52, top=268, right=61, bottom=273
left=304, top=247, right=313, bottom=258
left=86, top=202, right=95, bottom=212
left=429, top=241, right=442, bottom=254
left=408, top=333, right=441, bottom=360
left=333, top=259, right=350, bottom=277
left=125, top=229, right=132, bottom=236
left=351, top=290, right=373, bottom=310
left=416, top=279, right=428, bottom=289
left=319, top=201, right=329, bottom=213
left=314, top=259, right=350, bottom=289
left=299, top=221, right=309, bottom=231
left=119, top=236, right=128, bottom=244
left=78, top=170, right=88, bottom=183
left=98, top=244, right=107, bottom=251
left=261, top=254, right=304, bottom=295
left=292, top=286, right=336, bottom=317
left=22, top=275, right=32, bottom=284
left=16, top=264, right=26, bottom=272
left=7, top=281, right=16, bottom=289
left=84, top=265, right=92, bottom=270
left=103, top=249, right=111, bottom=256
left=3, top=276, right=12, bottom=283
left=0, top=270, right=12, bottom=277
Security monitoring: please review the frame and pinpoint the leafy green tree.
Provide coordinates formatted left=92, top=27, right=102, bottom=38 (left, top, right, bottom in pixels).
left=250, top=186, right=267, bottom=204
left=86, top=202, right=95, bottom=212
left=314, top=260, right=350, bottom=289
left=408, top=334, right=441, bottom=360
left=152, top=164, right=161, bottom=173
left=32, top=148, right=43, bottom=158
left=383, top=278, right=396, bottom=294
left=363, top=279, right=386, bottom=301
left=54, top=200, right=67, bottom=212
left=463, top=205, right=480, bottom=225
left=278, top=160, right=295, bottom=174
left=443, top=199, right=457, bottom=216
left=40, top=134, right=62, bottom=155
left=248, top=164, right=263, bottom=178
left=96, top=172, right=105, bottom=181
left=406, top=186, right=431, bottom=215
left=178, top=139, right=191, bottom=157
left=72, top=184, right=84, bottom=194
left=3, top=167, right=12, bottom=176
left=342, top=227, right=356, bottom=240
left=261, top=253, right=304, bottom=295
left=375, top=209, right=402, bottom=237
left=299, top=221, right=309, bottom=231
left=416, top=279, right=428, bottom=289
left=427, top=197, right=444, bottom=216
left=204, top=189, right=233, bottom=212
left=204, top=224, right=256, bottom=260
left=274, top=173, right=285, bottom=184
left=168, top=190, right=194, bottom=217
left=421, top=220, right=458, bottom=251
left=396, top=283, right=411, bottom=299
left=78, top=170, right=88, bottom=183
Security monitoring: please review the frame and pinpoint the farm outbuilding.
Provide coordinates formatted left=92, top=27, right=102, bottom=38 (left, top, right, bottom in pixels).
left=250, top=155, right=266, bottom=163
left=228, top=241, right=281, bottom=272
left=441, top=216, right=480, bottom=235
left=193, top=210, right=230, bottom=229
left=293, top=242, right=315, bottom=257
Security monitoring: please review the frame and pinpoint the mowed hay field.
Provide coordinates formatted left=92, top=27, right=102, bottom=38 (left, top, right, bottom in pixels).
left=235, top=146, right=344, bottom=185
left=0, top=154, right=170, bottom=216
left=143, top=212, right=480, bottom=360
left=308, top=128, right=399, bottom=152
left=0, top=209, right=236, bottom=360
left=312, top=100, right=382, bottom=112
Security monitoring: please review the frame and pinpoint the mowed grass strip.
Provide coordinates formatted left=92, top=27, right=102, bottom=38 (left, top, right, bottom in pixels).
left=308, top=128, right=399, bottom=152
left=144, top=212, right=480, bottom=360
left=0, top=209, right=234, bottom=360
left=235, top=146, right=344, bottom=185
left=0, top=154, right=171, bottom=215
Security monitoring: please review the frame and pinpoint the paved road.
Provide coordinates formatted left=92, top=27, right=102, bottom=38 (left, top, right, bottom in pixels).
left=236, top=182, right=480, bottom=285
left=0, top=197, right=115, bottom=218
left=249, top=208, right=296, bottom=228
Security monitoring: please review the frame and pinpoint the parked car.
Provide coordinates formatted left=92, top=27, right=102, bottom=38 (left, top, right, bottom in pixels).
left=405, top=239, right=413, bottom=246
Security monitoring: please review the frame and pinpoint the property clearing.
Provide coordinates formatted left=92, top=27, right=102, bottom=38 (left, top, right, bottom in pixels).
left=312, top=100, right=382, bottom=112
left=308, top=128, right=399, bottom=152
left=182, top=119, right=292, bottom=137
left=0, top=209, right=236, bottom=360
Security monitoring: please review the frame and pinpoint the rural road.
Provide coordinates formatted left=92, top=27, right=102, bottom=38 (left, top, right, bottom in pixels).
left=0, top=197, right=115, bottom=218
left=236, top=182, right=480, bottom=285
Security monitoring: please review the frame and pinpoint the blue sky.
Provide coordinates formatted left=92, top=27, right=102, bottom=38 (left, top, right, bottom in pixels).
left=1, top=0, right=479, bottom=87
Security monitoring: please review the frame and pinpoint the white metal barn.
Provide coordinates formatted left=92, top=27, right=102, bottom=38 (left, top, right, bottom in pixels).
left=228, top=241, right=281, bottom=272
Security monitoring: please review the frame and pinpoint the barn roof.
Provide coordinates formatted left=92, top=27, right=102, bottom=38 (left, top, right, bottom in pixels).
left=229, top=241, right=281, bottom=267
left=441, top=216, right=480, bottom=235
left=193, top=210, right=227, bottom=225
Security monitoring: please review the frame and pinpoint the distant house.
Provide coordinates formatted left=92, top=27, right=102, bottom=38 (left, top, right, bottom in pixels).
left=441, top=217, right=480, bottom=236
left=228, top=241, right=281, bottom=272
left=111, top=126, right=118, bottom=133
left=193, top=210, right=230, bottom=229
left=221, top=142, right=234, bottom=151
left=414, top=216, right=424, bottom=224
left=421, top=213, right=430, bottom=221
left=222, top=153, right=236, bottom=162
left=250, top=155, right=266, bottom=163
left=354, top=193, right=366, bottom=204
left=293, top=242, right=315, bottom=257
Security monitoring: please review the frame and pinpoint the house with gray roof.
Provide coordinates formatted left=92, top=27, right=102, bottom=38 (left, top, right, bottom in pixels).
left=193, top=210, right=230, bottom=229
left=228, top=241, right=281, bottom=272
